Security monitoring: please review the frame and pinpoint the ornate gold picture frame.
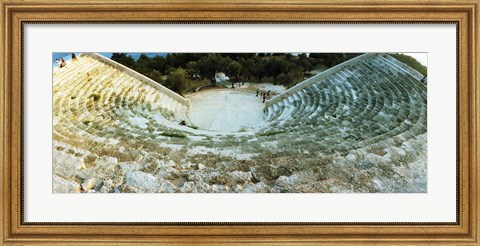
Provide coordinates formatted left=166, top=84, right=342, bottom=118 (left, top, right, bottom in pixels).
left=1, top=0, right=478, bottom=244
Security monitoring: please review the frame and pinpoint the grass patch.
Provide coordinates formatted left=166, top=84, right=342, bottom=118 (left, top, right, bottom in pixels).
left=389, top=53, right=427, bottom=76
left=258, top=130, right=285, bottom=137
left=161, top=110, right=174, bottom=119
left=188, top=124, right=199, bottom=129
left=183, top=79, right=211, bottom=93
left=160, top=132, right=187, bottom=138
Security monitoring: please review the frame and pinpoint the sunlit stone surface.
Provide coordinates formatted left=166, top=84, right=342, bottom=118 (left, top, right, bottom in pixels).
left=52, top=53, right=427, bottom=193
left=188, top=90, right=264, bottom=132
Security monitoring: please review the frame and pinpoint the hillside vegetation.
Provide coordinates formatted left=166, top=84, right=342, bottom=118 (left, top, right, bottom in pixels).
left=389, top=53, right=427, bottom=76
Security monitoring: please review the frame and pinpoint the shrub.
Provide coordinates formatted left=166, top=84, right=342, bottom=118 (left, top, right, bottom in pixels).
left=164, top=68, right=189, bottom=93
left=389, top=53, right=427, bottom=76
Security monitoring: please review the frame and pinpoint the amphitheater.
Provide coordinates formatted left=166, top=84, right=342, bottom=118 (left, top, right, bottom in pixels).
left=53, top=53, right=427, bottom=193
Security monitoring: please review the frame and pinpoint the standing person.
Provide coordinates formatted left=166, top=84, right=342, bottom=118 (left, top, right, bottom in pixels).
left=55, top=59, right=61, bottom=67
left=421, top=76, right=426, bottom=83
left=60, top=58, right=66, bottom=68
left=262, top=93, right=266, bottom=103
left=256, top=88, right=259, bottom=97
left=71, top=53, right=78, bottom=61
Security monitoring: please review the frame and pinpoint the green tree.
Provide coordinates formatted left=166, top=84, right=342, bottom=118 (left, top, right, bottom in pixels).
left=150, top=55, right=167, bottom=74
left=186, top=61, right=200, bottom=80
left=295, top=53, right=313, bottom=74
left=224, top=59, right=243, bottom=88
left=164, top=68, right=188, bottom=94
left=197, top=54, right=225, bottom=86
left=273, top=67, right=303, bottom=87
left=133, top=53, right=152, bottom=74
left=239, top=58, right=255, bottom=81
left=308, top=53, right=322, bottom=59
left=111, top=53, right=135, bottom=68
left=265, top=57, right=289, bottom=83
left=252, top=59, right=267, bottom=82
left=146, top=70, right=164, bottom=84
left=165, top=53, right=184, bottom=68
left=276, top=73, right=290, bottom=85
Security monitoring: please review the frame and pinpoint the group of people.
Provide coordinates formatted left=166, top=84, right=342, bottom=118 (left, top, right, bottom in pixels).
left=256, top=88, right=271, bottom=103
left=56, top=53, right=78, bottom=68
left=55, top=57, right=67, bottom=68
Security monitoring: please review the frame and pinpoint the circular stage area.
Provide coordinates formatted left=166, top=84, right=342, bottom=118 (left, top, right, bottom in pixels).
left=187, top=90, right=265, bottom=132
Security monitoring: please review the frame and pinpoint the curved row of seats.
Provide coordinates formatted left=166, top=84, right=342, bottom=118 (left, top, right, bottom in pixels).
left=259, top=54, right=426, bottom=158
left=53, top=55, right=192, bottom=158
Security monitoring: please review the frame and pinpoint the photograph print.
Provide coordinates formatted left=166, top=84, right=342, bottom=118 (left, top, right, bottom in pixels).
left=52, top=52, right=427, bottom=193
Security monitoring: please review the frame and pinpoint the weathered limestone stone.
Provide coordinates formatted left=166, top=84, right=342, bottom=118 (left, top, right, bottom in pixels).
left=211, top=184, right=230, bottom=193
left=81, top=178, right=99, bottom=191
left=244, top=182, right=270, bottom=193
left=272, top=175, right=297, bottom=192
left=249, top=165, right=294, bottom=184
left=166, top=160, right=176, bottom=167
left=197, top=171, right=223, bottom=185
left=53, top=150, right=85, bottom=179
left=317, top=178, right=353, bottom=193
left=96, top=155, right=118, bottom=164
left=357, top=160, right=374, bottom=170
left=345, top=153, right=357, bottom=162
left=159, top=180, right=177, bottom=193
left=181, top=162, right=193, bottom=169
left=53, top=175, right=81, bottom=193
left=121, top=171, right=160, bottom=193
left=234, top=184, right=245, bottom=192
left=228, top=170, right=252, bottom=184
left=271, top=172, right=324, bottom=193
left=119, top=162, right=142, bottom=173
left=155, top=160, right=166, bottom=167
left=350, top=170, right=375, bottom=192
left=99, top=179, right=115, bottom=193
left=156, top=166, right=180, bottom=180
left=179, top=181, right=195, bottom=193
left=98, top=179, right=113, bottom=193
left=180, top=177, right=211, bottom=193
